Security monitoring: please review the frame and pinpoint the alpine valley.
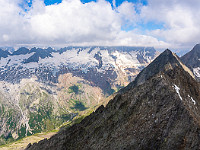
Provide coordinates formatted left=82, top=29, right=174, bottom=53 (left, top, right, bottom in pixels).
left=0, top=46, right=158, bottom=146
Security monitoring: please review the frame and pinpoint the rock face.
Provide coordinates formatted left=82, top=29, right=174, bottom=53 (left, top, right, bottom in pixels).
left=181, top=44, right=200, bottom=80
left=26, top=49, right=200, bottom=150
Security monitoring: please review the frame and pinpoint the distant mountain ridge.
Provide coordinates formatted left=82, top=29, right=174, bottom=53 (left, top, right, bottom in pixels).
left=0, top=46, right=158, bottom=94
left=12, top=47, right=29, bottom=56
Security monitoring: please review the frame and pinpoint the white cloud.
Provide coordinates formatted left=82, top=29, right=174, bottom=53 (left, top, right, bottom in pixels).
left=0, top=0, right=186, bottom=49
left=140, top=0, right=200, bottom=49
left=117, top=1, right=138, bottom=26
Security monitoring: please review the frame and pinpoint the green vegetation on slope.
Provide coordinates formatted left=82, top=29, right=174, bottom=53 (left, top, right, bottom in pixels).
left=68, top=85, right=79, bottom=94
left=69, top=99, right=88, bottom=111
left=0, top=105, right=98, bottom=150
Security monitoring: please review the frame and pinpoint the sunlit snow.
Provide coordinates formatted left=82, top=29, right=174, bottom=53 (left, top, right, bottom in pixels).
left=193, top=67, right=200, bottom=78
left=174, top=84, right=182, bottom=101
left=0, top=47, right=147, bottom=75
left=188, top=95, right=196, bottom=105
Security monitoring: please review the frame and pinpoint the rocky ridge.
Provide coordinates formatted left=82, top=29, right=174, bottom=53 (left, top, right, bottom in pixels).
left=122, top=49, right=194, bottom=92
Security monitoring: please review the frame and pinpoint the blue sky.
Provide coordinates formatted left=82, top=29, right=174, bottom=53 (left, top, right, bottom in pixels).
left=0, top=0, right=199, bottom=50
left=43, top=0, right=148, bottom=7
left=24, top=0, right=148, bottom=11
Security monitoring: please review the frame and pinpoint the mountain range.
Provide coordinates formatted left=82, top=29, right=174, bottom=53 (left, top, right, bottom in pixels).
left=1, top=44, right=200, bottom=149
left=25, top=49, right=200, bottom=150
left=0, top=46, right=158, bottom=145
left=0, top=46, right=157, bottom=94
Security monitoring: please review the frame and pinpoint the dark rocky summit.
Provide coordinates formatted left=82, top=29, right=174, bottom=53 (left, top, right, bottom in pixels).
left=181, top=44, right=200, bottom=70
left=23, top=47, right=53, bottom=63
left=0, top=48, right=10, bottom=59
left=121, top=49, right=195, bottom=93
left=181, top=44, right=200, bottom=81
left=12, top=47, right=29, bottom=55
left=26, top=49, right=200, bottom=150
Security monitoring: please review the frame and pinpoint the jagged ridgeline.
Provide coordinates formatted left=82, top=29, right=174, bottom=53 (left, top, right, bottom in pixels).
left=26, top=49, right=200, bottom=150
left=0, top=46, right=158, bottom=145
left=0, top=46, right=157, bottom=94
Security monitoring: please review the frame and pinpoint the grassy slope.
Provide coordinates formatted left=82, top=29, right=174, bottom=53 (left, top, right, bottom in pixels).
left=0, top=132, right=56, bottom=150
left=0, top=73, right=116, bottom=149
left=0, top=105, right=98, bottom=150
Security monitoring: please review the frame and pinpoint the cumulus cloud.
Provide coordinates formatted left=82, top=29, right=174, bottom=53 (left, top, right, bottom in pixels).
left=140, top=0, right=200, bottom=49
left=0, top=0, right=115, bottom=46
left=2, top=0, right=199, bottom=50
left=117, top=1, right=138, bottom=26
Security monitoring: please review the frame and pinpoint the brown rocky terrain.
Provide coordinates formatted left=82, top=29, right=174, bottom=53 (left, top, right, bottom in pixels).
left=26, top=49, right=200, bottom=150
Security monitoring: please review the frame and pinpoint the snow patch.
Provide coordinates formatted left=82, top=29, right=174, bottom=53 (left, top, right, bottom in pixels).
left=193, top=67, right=200, bottom=78
left=173, top=84, right=182, bottom=100
left=188, top=95, right=196, bottom=105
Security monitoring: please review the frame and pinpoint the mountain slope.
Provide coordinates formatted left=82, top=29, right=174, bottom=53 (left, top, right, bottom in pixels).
left=0, top=46, right=159, bottom=145
left=0, top=74, right=104, bottom=145
left=181, top=44, right=200, bottom=80
left=26, top=49, right=200, bottom=150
